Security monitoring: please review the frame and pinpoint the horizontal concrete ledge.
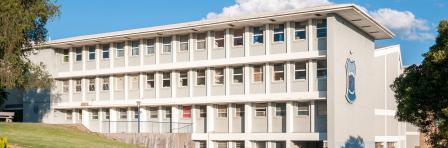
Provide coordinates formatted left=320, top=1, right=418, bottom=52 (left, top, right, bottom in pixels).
left=192, top=132, right=327, bottom=141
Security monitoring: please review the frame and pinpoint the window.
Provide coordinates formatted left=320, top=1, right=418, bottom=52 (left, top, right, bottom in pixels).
left=88, top=46, right=95, bottom=60
left=162, top=72, right=171, bottom=88
left=131, top=40, right=140, bottom=56
left=255, top=103, right=267, bottom=117
left=233, top=29, right=244, bottom=46
left=149, top=107, right=158, bottom=119
left=62, top=80, right=69, bottom=93
left=217, top=105, right=227, bottom=118
left=295, top=22, right=307, bottom=40
left=317, top=101, right=327, bottom=116
left=196, top=33, right=206, bottom=50
left=133, top=108, right=139, bottom=119
left=273, top=24, right=285, bottom=42
left=77, top=109, right=82, bottom=120
left=199, top=106, right=206, bottom=118
left=65, top=110, right=72, bottom=120
left=75, top=79, right=82, bottom=92
left=179, top=35, right=189, bottom=52
left=297, top=102, right=309, bottom=116
left=91, top=109, right=99, bottom=120
left=317, top=60, right=327, bottom=79
left=129, top=75, right=139, bottom=90
left=179, top=71, right=188, bottom=87
left=196, top=70, right=206, bottom=86
left=115, top=76, right=124, bottom=91
left=317, top=19, right=327, bottom=38
left=217, top=142, right=227, bottom=148
left=102, top=44, right=110, bottom=59
left=88, top=78, right=95, bottom=92
left=146, top=73, right=154, bottom=89
left=273, top=63, right=285, bottom=81
left=253, top=26, right=264, bottom=44
left=252, top=65, right=263, bottom=83
left=164, top=107, right=171, bottom=119
left=235, top=104, right=244, bottom=117
left=294, top=61, right=307, bottom=80
left=235, top=141, right=245, bottom=148
left=101, top=77, right=109, bottom=91
left=116, top=42, right=125, bottom=57
left=146, top=39, right=155, bottom=54
left=233, top=67, right=243, bottom=84
left=119, top=108, right=127, bottom=119
left=214, top=68, right=224, bottom=85
left=275, top=103, right=285, bottom=116
left=182, top=106, right=191, bottom=118
left=62, top=49, right=69, bottom=62
left=198, top=141, right=206, bottom=148
left=162, top=37, right=172, bottom=53
left=104, top=110, right=110, bottom=120
left=214, top=31, right=225, bottom=48
left=75, top=47, right=82, bottom=61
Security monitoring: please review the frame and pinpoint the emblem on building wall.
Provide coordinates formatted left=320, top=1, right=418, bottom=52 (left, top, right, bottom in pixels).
left=346, top=58, right=356, bottom=103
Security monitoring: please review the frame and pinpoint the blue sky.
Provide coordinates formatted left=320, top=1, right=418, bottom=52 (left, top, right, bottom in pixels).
left=46, top=0, right=447, bottom=65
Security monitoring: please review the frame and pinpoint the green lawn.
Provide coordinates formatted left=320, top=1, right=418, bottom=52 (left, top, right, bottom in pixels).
left=0, top=123, right=141, bottom=148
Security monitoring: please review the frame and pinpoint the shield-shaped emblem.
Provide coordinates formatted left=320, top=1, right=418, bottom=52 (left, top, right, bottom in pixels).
left=346, top=58, right=356, bottom=103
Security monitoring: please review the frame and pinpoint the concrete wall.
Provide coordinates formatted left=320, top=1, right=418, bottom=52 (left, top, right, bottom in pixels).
left=103, top=133, right=193, bottom=148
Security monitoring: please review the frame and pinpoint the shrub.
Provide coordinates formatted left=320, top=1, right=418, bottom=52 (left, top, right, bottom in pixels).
left=0, top=137, right=7, bottom=148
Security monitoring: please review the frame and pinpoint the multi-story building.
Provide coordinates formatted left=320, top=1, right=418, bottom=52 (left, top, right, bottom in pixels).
left=18, top=3, right=421, bottom=148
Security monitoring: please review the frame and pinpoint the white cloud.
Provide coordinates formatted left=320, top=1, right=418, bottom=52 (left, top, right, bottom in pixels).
left=206, top=0, right=434, bottom=41
left=369, top=8, right=434, bottom=41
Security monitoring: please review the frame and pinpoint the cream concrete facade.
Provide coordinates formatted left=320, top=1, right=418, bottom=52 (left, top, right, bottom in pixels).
left=9, top=4, right=422, bottom=148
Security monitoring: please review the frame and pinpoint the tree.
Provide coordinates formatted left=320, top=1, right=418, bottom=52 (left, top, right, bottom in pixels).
left=392, top=20, right=448, bottom=147
left=0, top=0, right=59, bottom=106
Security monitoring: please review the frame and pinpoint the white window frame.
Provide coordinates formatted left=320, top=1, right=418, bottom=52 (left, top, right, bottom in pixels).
left=62, top=49, right=69, bottom=63
left=199, top=106, right=206, bottom=118
left=75, top=79, right=82, bottom=93
left=162, top=72, right=171, bottom=88
left=217, top=105, right=227, bottom=118
left=146, top=39, right=155, bottom=55
left=179, top=35, right=189, bottom=52
left=317, top=60, right=327, bottom=79
left=131, top=40, right=140, bottom=56
left=149, top=107, right=158, bottom=119
left=146, top=73, right=155, bottom=89
left=273, top=63, right=285, bottom=82
left=252, top=65, right=263, bottom=83
left=232, top=67, right=243, bottom=84
left=316, top=19, right=327, bottom=38
left=88, top=46, right=96, bottom=61
left=119, top=108, right=127, bottom=119
left=252, top=26, right=264, bottom=45
left=104, top=110, right=110, bottom=120
left=102, top=44, right=110, bottom=59
left=133, top=108, right=139, bottom=119
left=88, top=78, right=95, bottom=92
left=196, top=70, right=206, bottom=86
left=162, top=37, right=172, bottom=54
left=294, top=61, right=307, bottom=81
left=115, top=42, right=125, bottom=58
left=101, top=77, right=109, bottom=91
left=297, top=102, right=310, bottom=116
left=178, top=71, right=188, bottom=87
left=273, top=24, right=285, bottom=43
left=129, top=75, right=139, bottom=90
left=196, top=33, right=206, bottom=51
left=213, top=68, right=224, bottom=85
left=294, top=21, right=307, bottom=40
left=255, top=103, right=267, bottom=117
left=164, top=107, right=171, bottom=119
left=233, top=28, right=244, bottom=47
left=235, top=104, right=244, bottom=118
left=75, top=47, right=82, bottom=62
left=91, top=109, right=99, bottom=120
left=274, top=103, right=285, bottom=117
left=62, top=80, right=69, bottom=93
left=214, top=31, right=225, bottom=48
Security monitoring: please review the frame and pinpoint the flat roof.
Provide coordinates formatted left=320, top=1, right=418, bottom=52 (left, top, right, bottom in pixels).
left=45, top=3, right=394, bottom=48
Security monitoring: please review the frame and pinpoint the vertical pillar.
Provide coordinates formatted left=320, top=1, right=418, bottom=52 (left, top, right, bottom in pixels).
left=81, top=78, right=86, bottom=102
left=206, top=105, right=215, bottom=133
left=124, top=40, right=129, bottom=67
left=206, top=68, right=212, bottom=97
left=155, top=72, right=160, bottom=98
left=267, top=102, right=273, bottom=133
left=189, top=33, right=194, bottom=61
left=140, top=39, right=144, bottom=66
left=225, top=67, right=230, bottom=96
left=99, top=108, right=103, bottom=133
left=124, top=74, right=129, bottom=101
left=172, top=106, right=180, bottom=133
left=109, top=75, right=114, bottom=101
left=155, top=37, right=160, bottom=64
left=308, top=19, right=314, bottom=51
left=191, top=105, right=197, bottom=133
left=225, top=28, right=230, bottom=58
left=207, top=31, right=212, bottom=60
left=82, top=46, right=86, bottom=71
left=286, top=140, right=293, bottom=148
left=171, top=71, right=176, bottom=98
left=82, top=109, right=89, bottom=129
left=127, top=107, right=132, bottom=132
left=228, top=104, right=233, bottom=133
left=265, top=24, right=270, bottom=55
left=109, top=42, right=114, bottom=68
left=265, top=64, right=271, bottom=94
left=310, top=101, right=315, bottom=132
left=286, top=62, right=292, bottom=94
left=308, top=60, right=314, bottom=92
left=139, top=107, right=147, bottom=133
left=244, top=26, right=250, bottom=56
left=95, top=77, right=100, bottom=101
left=69, top=47, right=73, bottom=72
left=189, top=70, right=194, bottom=97
left=286, top=21, right=292, bottom=54
left=158, top=106, right=164, bottom=133
left=110, top=108, right=117, bottom=133
left=96, top=44, right=100, bottom=70
left=244, top=65, right=250, bottom=95
left=244, top=103, right=252, bottom=133
left=286, top=102, right=294, bottom=133
left=71, top=109, right=76, bottom=124
left=172, top=35, right=177, bottom=63
left=245, top=140, right=252, bottom=148
left=139, top=73, right=144, bottom=99
left=69, top=79, right=73, bottom=102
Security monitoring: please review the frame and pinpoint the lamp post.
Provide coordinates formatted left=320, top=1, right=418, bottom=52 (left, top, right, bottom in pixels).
left=136, top=101, right=141, bottom=133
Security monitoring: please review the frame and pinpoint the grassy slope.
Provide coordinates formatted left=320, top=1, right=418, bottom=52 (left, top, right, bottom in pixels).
left=0, top=123, right=140, bottom=148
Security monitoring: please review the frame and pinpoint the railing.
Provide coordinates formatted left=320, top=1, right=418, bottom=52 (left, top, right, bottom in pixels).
left=101, top=120, right=192, bottom=134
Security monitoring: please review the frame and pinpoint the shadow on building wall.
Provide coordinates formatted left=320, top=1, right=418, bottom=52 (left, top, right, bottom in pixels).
left=22, top=89, right=54, bottom=122
left=341, top=136, right=365, bottom=148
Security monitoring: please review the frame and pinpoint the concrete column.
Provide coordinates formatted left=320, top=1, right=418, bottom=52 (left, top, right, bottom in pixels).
left=310, top=100, right=315, bottom=132
left=82, top=109, right=89, bottom=129
left=82, top=46, right=86, bottom=70
left=172, top=105, right=180, bottom=133
left=172, top=35, right=177, bottom=63
left=225, top=28, right=230, bottom=58
left=244, top=26, right=250, bottom=56
left=99, top=108, right=104, bottom=133
left=155, top=72, right=160, bottom=98
left=110, top=108, right=117, bottom=133
left=69, top=79, right=73, bottom=102
left=124, top=74, right=129, bottom=101
left=139, top=73, right=144, bottom=99
left=206, top=105, right=215, bottom=133
left=225, top=66, right=230, bottom=96
left=127, top=107, right=132, bottom=132
left=71, top=109, right=76, bottom=124
left=140, top=107, right=147, bottom=132
left=228, top=104, right=233, bottom=133
left=124, top=40, right=129, bottom=67
left=286, top=21, right=292, bottom=54
left=139, top=39, right=144, bottom=66
left=207, top=31, right=212, bottom=60
left=95, top=77, right=100, bottom=101
left=109, top=75, right=114, bottom=101
left=244, top=103, right=252, bottom=133
left=286, top=62, right=292, bottom=94
left=69, top=47, right=73, bottom=72
left=189, top=70, right=194, bottom=97
left=308, top=60, right=314, bottom=92
left=81, top=78, right=86, bottom=102
left=96, top=44, right=100, bottom=70
left=207, top=140, right=215, bottom=148
left=265, top=24, right=270, bottom=55
left=206, top=68, right=212, bottom=97
left=267, top=102, right=273, bottom=133
left=109, top=43, right=114, bottom=68
left=189, top=33, right=194, bottom=61
left=286, top=140, right=293, bottom=148
left=191, top=105, right=197, bottom=133
left=158, top=106, right=164, bottom=133
left=286, top=102, right=294, bottom=133
left=155, top=37, right=160, bottom=64
left=265, top=64, right=271, bottom=94
left=245, top=140, right=252, bottom=148
left=308, top=19, right=314, bottom=51
left=244, top=65, right=250, bottom=95
left=171, top=71, right=176, bottom=98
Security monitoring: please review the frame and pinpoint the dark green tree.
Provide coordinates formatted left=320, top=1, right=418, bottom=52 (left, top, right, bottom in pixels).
left=0, top=0, right=59, bottom=105
left=392, top=20, right=448, bottom=147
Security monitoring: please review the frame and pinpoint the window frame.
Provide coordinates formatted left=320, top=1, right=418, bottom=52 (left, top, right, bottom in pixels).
left=104, top=110, right=110, bottom=120
left=149, top=107, right=158, bottom=119
left=146, top=39, right=155, bottom=55
left=273, top=24, right=285, bottom=43
left=182, top=106, right=191, bottom=118
left=101, top=77, right=109, bottom=91
left=317, top=60, right=327, bottom=79
left=217, top=104, right=228, bottom=118
left=294, top=61, right=307, bottom=81
left=88, top=78, right=95, bottom=92
left=274, top=103, right=285, bottom=117
left=252, top=26, right=264, bottom=44
left=196, top=33, right=207, bottom=51
left=272, top=63, right=285, bottom=82
left=196, top=69, right=206, bottom=86
left=316, top=19, right=327, bottom=38
left=199, top=106, right=206, bottom=118
left=232, top=67, right=243, bottom=84
left=115, top=42, right=125, bottom=58
left=102, top=44, right=110, bottom=59
left=213, top=68, right=224, bottom=85
left=146, top=73, right=155, bottom=89
left=233, top=28, right=244, bottom=47
left=162, top=72, right=171, bottom=88
left=75, top=47, right=83, bottom=62
left=235, top=104, right=244, bottom=118
left=294, top=21, right=307, bottom=40
left=119, top=108, right=127, bottom=119
left=297, top=102, right=310, bottom=116
left=88, top=46, right=96, bottom=61
left=62, top=49, right=69, bottom=63
left=213, top=30, right=225, bottom=48
left=65, top=110, right=73, bottom=120
left=179, top=35, right=189, bottom=52
left=91, top=109, right=99, bottom=120
left=252, top=65, right=263, bottom=83
left=178, top=71, right=188, bottom=87
left=162, top=37, right=172, bottom=54
left=62, top=80, right=69, bottom=93
left=255, top=103, right=267, bottom=117
left=130, top=40, right=140, bottom=56
left=75, top=79, right=82, bottom=93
